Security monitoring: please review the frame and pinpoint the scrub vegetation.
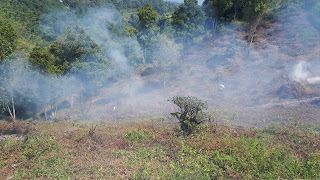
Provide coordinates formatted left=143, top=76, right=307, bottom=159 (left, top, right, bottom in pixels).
left=0, top=121, right=319, bottom=179
left=1, top=0, right=320, bottom=179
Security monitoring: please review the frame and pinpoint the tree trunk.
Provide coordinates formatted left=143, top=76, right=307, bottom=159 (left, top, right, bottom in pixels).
left=234, top=5, right=237, bottom=20
left=247, top=0, right=284, bottom=55
left=213, top=18, right=218, bottom=34
left=11, top=93, right=15, bottom=122
left=54, top=104, right=57, bottom=117
left=7, top=90, right=16, bottom=122
left=44, top=106, right=48, bottom=121
left=7, top=104, right=14, bottom=122
left=143, top=47, right=147, bottom=64
left=247, top=18, right=261, bottom=55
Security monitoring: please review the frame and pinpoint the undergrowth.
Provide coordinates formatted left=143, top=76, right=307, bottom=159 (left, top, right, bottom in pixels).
left=0, top=121, right=319, bottom=179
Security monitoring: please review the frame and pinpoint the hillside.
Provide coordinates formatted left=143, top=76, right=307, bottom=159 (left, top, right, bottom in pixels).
left=82, top=11, right=320, bottom=127
left=1, top=0, right=320, bottom=179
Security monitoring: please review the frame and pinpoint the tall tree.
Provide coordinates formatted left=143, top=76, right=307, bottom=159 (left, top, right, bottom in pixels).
left=203, top=0, right=233, bottom=32
left=242, top=0, right=274, bottom=52
left=171, top=0, right=205, bottom=54
left=136, top=3, right=159, bottom=62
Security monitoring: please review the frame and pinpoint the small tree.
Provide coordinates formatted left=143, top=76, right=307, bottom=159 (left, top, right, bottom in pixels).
left=171, top=96, right=211, bottom=135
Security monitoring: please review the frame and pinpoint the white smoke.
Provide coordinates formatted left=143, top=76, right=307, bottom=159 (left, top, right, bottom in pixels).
left=292, top=61, right=320, bottom=84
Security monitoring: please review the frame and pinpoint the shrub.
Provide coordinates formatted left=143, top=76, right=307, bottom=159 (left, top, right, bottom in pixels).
left=170, top=96, right=212, bottom=135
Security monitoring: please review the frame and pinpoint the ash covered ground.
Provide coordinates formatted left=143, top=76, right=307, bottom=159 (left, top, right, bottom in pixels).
left=62, top=12, right=320, bottom=127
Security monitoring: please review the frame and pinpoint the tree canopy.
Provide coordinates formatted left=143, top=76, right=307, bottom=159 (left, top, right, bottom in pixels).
left=171, top=0, right=205, bottom=44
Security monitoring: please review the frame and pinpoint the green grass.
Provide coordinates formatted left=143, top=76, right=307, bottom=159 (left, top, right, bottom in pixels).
left=0, top=121, right=319, bottom=179
left=124, top=129, right=154, bottom=142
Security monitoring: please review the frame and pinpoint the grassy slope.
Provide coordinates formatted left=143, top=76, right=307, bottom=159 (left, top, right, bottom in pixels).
left=0, top=121, right=319, bottom=179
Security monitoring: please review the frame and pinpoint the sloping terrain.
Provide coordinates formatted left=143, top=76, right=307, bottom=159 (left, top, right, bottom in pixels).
left=72, top=12, right=320, bottom=127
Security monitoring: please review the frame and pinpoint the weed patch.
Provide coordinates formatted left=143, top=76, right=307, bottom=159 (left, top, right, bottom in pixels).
left=124, top=130, right=153, bottom=142
left=210, top=137, right=320, bottom=179
left=21, top=133, right=58, bottom=161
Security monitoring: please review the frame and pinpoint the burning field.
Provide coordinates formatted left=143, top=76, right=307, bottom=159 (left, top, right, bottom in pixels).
left=1, top=1, right=320, bottom=179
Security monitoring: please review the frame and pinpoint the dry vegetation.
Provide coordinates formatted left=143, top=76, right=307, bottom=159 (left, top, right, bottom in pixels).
left=0, top=120, right=319, bottom=179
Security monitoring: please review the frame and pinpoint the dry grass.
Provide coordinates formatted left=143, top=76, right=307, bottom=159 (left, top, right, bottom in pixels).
left=0, top=120, right=319, bottom=179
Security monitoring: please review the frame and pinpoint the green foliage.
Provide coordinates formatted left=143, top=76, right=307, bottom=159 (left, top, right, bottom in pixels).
left=0, top=0, right=64, bottom=49
left=210, top=138, right=320, bottom=179
left=115, top=0, right=177, bottom=15
left=242, top=0, right=272, bottom=23
left=171, top=96, right=211, bottom=135
left=137, top=3, right=158, bottom=29
left=0, top=22, right=18, bottom=60
left=50, top=26, right=109, bottom=70
left=2, top=122, right=320, bottom=179
left=171, top=0, right=205, bottom=44
left=203, top=0, right=235, bottom=20
left=29, top=47, right=66, bottom=74
left=30, top=26, right=111, bottom=93
left=128, top=143, right=220, bottom=179
left=21, top=133, right=59, bottom=161
left=126, top=133, right=320, bottom=179
left=165, top=141, right=220, bottom=179
left=0, top=137, right=23, bottom=157
left=136, top=4, right=159, bottom=62
left=16, top=156, right=75, bottom=179
left=203, top=0, right=272, bottom=22
left=124, top=130, right=153, bottom=142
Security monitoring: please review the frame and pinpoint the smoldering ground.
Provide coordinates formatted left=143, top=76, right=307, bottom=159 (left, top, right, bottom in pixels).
left=1, top=4, right=320, bottom=125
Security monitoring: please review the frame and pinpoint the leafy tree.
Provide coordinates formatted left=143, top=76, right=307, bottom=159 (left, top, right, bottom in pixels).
left=29, top=47, right=67, bottom=74
left=242, top=0, right=272, bottom=24
left=241, top=0, right=272, bottom=52
left=203, top=0, right=233, bottom=30
left=0, top=23, right=18, bottom=61
left=136, top=4, right=159, bottom=62
left=30, top=26, right=110, bottom=94
left=171, top=96, right=212, bottom=135
left=137, top=3, right=158, bottom=29
left=171, top=0, right=205, bottom=50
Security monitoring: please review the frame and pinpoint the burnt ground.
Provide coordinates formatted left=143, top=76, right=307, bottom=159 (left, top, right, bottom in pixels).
left=42, top=12, right=320, bottom=128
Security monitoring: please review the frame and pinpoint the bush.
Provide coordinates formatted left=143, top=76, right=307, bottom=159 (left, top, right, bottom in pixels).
left=170, top=96, right=212, bottom=135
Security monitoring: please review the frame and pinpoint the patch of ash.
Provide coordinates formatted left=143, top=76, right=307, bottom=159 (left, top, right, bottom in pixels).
left=253, top=96, right=320, bottom=109
left=0, top=134, right=26, bottom=141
